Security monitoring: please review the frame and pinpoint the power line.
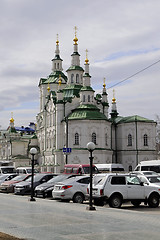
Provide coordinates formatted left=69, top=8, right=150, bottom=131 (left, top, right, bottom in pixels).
left=108, top=59, right=160, bottom=89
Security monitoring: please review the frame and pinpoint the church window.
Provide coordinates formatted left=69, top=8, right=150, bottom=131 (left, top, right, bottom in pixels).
left=88, top=95, right=90, bottom=102
left=71, top=74, right=74, bottom=83
left=76, top=74, right=79, bottom=83
left=83, top=95, right=85, bottom=102
left=128, top=134, right=132, bottom=146
left=144, top=134, right=148, bottom=146
left=105, top=133, right=108, bottom=146
left=75, top=133, right=79, bottom=145
left=92, top=133, right=97, bottom=144
left=57, top=63, right=59, bottom=69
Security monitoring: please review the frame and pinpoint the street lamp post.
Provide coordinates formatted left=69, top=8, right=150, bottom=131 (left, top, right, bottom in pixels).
left=86, top=142, right=96, bottom=211
left=29, top=147, right=37, bottom=202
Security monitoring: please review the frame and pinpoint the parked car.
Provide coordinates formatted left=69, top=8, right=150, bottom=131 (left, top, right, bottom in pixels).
left=0, top=166, right=16, bottom=174
left=16, top=167, right=39, bottom=174
left=0, top=174, right=31, bottom=193
left=0, top=173, right=18, bottom=185
left=87, top=173, right=160, bottom=208
left=63, top=164, right=99, bottom=174
left=35, top=174, right=78, bottom=198
left=131, top=171, right=158, bottom=176
left=52, top=175, right=90, bottom=203
left=14, top=173, right=55, bottom=195
left=138, top=174, right=160, bottom=186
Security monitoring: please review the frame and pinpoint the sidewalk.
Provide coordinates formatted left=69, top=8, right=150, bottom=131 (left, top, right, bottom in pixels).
left=0, top=193, right=160, bottom=240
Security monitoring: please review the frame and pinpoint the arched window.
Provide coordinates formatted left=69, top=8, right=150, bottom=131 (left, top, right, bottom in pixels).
left=75, top=133, right=79, bottom=145
left=83, top=95, right=85, bottom=102
left=57, top=63, right=59, bottom=69
left=54, top=63, right=56, bottom=69
left=105, top=133, right=108, bottom=146
left=76, top=74, right=79, bottom=83
left=71, top=74, right=74, bottom=83
left=92, top=133, right=97, bottom=144
left=128, top=134, right=132, bottom=146
left=144, top=134, right=148, bottom=146
left=88, top=95, right=90, bottom=102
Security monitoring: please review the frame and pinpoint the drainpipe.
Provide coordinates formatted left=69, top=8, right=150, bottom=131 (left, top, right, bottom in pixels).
left=135, top=119, right=138, bottom=165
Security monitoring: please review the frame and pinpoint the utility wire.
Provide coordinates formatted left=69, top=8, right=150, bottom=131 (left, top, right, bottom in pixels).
left=107, top=59, right=160, bottom=89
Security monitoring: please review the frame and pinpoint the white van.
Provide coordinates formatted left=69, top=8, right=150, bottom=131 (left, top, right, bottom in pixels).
left=134, top=160, right=160, bottom=173
left=16, top=167, right=39, bottom=174
left=95, top=164, right=125, bottom=173
left=0, top=166, right=16, bottom=174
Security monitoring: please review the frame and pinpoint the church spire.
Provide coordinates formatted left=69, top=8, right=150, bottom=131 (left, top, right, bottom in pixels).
left=71, top=26, right=80, bottom=66
left=83, top=49, right=91, bottom=87
left=52, top=34, right=63, bottom=72
left=110, top=89, right=118, bottom=119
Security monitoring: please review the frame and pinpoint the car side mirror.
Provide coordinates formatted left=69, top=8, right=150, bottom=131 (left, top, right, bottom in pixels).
left=140, top=182, right=144, bottom=186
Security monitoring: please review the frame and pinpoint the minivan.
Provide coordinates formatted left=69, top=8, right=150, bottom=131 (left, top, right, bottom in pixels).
left=134, top=160, right=160, bottom=173
left=95, top=164, right=125, bottom=173
left=16, top=167, right=39, bottom=175
left=0, top=166, right=16, bottom=174
left=63, top=164, right=99, bottom=174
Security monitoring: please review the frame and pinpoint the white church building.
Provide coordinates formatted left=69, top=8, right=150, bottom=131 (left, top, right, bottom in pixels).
left=36, top=30, right=157, bottom=173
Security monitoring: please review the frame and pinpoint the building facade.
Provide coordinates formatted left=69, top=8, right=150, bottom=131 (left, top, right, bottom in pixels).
left=36, top=31, right=157, bottom=173
left=0, top=118, right=39, bottom=168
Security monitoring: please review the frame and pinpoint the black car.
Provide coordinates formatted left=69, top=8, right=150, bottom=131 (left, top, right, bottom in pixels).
left=14, top=173, right=55, bottom=195
left=35, top=174, right=79, bottom=198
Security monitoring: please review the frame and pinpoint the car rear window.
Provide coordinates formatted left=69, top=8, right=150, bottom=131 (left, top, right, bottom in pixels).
left=111, top=177, right=126, bottom=185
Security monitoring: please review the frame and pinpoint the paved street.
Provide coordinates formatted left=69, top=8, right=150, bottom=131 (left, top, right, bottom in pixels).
left=0, top=193, right=160, bottom=240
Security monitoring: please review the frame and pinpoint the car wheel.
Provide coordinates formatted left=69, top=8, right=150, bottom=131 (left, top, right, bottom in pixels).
left=73, top=192, right=84, bottom=204
left=94, top=198, right=104, bottom=206
left=109, top=194, right=122, bottom=208
left=148, top=193, right=159, bottom=208
left=131, top=200, right=141, bottom=207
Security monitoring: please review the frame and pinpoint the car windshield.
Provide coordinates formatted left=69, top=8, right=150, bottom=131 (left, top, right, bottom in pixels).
left=10, top=175, right=27, bottom=181
left=0, top=175, right=9, bottom=180
left=93, top=175, right=107, bottom=185
left=47, top=175, right=68, bottom=183
left=147, top=176, right=160, bottom=183
left=138, top=175, right=149, bottom=184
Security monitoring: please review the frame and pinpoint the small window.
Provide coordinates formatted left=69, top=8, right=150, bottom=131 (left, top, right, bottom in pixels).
left=111, top=177, right=126, bottom=185
left=75, top=133, right=79, bottom=145
left=83, top=95, right=85, bottom=102
left=88, top=95, right=90, bottom=102
left=128, top=134, right=132, bottom=146
left=105, top=133, right=108, bottom=146
left=76, top=74, right=79, bottom=83
left=71, top=74, right=74, bottom=83
left=144, top=134, right=148, bottom=146
left=92, top=133, right=96, bottom=144
left=72, top=168, right=78, bottom=174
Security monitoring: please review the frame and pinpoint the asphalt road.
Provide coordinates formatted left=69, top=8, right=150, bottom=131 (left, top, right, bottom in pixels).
left=0, top=193, right=160, bottom=240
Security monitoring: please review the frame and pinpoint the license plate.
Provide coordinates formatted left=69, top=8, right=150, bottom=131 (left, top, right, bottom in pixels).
left=92, top=189, right=98, bottom=194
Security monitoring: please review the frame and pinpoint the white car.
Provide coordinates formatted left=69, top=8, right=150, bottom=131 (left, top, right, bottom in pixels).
left=52, top=175, right=90, bottom=203
left=88, top=173, right=160, bottom=208
left=138, top=174, right=160, bottom=186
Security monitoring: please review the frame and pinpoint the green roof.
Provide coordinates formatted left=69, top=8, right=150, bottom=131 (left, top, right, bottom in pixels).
left=63, top=84, right=82, bottom=100
left=52, top=55, right=63, bottom=61
left=68, top=104, right=107, bottom=120
left=80, top=86, right=95, bottom=92
left=39, top=71, right=67, bottom=85
left=66, top=66, right=84, bottom=72
left=113, top=115, right=155, bottom=124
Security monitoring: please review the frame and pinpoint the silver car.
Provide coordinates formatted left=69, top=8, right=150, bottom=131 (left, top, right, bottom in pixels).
left=52, top=175, right=90, bottom=203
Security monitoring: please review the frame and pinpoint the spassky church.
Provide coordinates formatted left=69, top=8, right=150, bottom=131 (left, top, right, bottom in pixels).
left=36, top=29, right=157, bottom=173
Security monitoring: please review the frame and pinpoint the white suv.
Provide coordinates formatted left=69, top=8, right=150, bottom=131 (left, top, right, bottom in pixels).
left=88, top=173, right=160, bottom=208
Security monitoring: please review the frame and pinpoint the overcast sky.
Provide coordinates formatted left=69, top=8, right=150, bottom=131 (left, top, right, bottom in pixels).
left=0, top=0, right=160, bottom=129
